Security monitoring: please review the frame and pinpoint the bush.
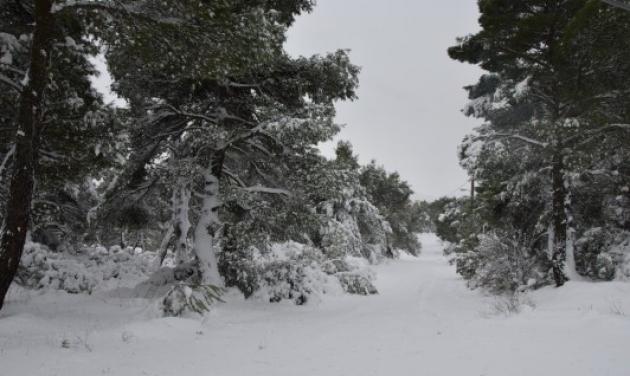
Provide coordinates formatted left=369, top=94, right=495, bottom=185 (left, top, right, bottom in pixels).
left=456, top=232, right=549, bottom=294
left=220, top=240, right=379, bottom=304
left=483, top=292, right=536, bottom=317
left=336, top=271, right=377, bottom=295
left=252, top=242, right=335, bottom=305
left=575, top=228, right=630, bottom=281
left=17, top=241, right=156, bottom=294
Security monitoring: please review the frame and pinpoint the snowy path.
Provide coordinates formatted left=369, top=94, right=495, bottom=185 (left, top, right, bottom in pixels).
left=2, top=234, right=630, bottom=376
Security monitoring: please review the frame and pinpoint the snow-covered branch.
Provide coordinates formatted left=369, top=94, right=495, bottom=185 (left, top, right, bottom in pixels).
left=241, top=185, right=291, bottom=197
left=479, top=133, right=549, bottom=148
left=601, top=0, right=630, bottom=12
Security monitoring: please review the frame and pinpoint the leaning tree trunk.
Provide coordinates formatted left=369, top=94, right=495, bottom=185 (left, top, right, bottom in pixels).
left=551, top=149, right=568, bottom=287
left=0, top=0, right=54, bottom=311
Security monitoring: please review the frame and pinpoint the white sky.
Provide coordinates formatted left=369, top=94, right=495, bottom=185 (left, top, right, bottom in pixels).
left=285, top=0, right=483, bottom=200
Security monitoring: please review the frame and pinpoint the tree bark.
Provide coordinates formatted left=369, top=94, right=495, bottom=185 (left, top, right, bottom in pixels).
left=0, top=0, right=54, bottom=311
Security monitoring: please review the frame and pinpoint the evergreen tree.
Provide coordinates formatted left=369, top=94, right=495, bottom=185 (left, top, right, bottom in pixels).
left=449, top=0, right=630, bottom=287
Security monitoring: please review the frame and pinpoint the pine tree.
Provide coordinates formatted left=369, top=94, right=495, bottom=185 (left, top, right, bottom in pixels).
left=449, top=0, right=630, bottom=287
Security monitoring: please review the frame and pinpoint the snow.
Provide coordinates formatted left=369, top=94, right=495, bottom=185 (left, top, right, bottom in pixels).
left=2, top=234, right=630, bottom=375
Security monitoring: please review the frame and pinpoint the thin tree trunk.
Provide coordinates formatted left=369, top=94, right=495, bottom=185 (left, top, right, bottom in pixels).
left=563, top=188, right=580, bottom=280
left=551, top=149, right=568, bottom=287
left=156, top=223, right=174, bottom=268
left=0, top=0, right=54, bottom=311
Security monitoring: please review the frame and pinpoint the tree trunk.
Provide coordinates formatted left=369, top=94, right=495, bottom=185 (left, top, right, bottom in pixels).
left=0, top=0, right=54, bottom=311
left=551, top=149, right=568, bottom=287
left=193, top=168, right=223, bottom=286
left=173, top=180, right=191, bottom=265
left=191, top=152, right=225, bottom=285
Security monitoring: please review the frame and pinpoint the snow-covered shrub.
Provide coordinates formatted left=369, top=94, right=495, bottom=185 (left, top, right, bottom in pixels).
left=219, top=245, right=259, bottom=299
left=319, top=197, right=393, bottom=263
left=320, top=209, right=364, bottom=260
left=336, top=272, right=377, bottom=295
left=595, top=253, right=616, bottom=281
left=220, top=238, right=379, bottom=303
left=321, top=258, right=352, bottom=275
left=575, top=228, right=611, bottom=280
left=457, top=232, right=548, bottom=294
left=484, top=292, right=536, bottom=317
left=613, top=235, right=630, bottom=279
left=453, top=251, right=480, bottom=281
left=252, top=242, right=336, bottom=305
left=575, top=228, right=630, bottom=281
left=17, top=241, right=156, bottom=294
left=18, top=242, right=99, bottom=294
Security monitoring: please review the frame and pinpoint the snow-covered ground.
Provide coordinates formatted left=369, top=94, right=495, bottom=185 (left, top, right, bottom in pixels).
left=1, top=234, right=629, bottom=376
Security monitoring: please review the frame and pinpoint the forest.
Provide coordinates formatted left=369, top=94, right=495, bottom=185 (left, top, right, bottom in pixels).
left=1, top=1, right=630, bottom=375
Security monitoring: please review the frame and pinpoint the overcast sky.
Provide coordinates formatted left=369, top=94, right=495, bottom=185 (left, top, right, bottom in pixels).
left=285, top=0, right=483, bottom=200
